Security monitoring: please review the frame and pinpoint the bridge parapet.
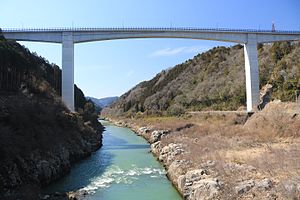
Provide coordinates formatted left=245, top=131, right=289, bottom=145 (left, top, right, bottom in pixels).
left=3, top=27, right=300, bottom=34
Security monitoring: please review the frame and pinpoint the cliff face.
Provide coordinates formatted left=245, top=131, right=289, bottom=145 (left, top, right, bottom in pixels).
left=0, top=34, right=103, bottom=199
left=103, top=42, right=300, bottom=116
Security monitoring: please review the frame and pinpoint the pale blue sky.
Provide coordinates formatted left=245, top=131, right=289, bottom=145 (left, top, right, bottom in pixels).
left=1, top=0, right=300, bottom=98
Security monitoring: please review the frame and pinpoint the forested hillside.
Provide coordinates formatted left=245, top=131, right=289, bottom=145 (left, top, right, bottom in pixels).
left=0, top=31, right=103, bottom=199
left=103, top=41, right=300, bottom=116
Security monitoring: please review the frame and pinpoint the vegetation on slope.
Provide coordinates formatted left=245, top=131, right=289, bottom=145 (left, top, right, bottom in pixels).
left=0, top=32, right=95, bottom=113
left=0, top=31, right=103, bottom=199
left=103, top=42, right=300, bottom=116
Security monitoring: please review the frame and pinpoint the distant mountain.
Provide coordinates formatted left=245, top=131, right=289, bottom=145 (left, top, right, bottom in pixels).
left=87, top=96, right=118, bottom=108
left=103, top=41, right=300, bottom=116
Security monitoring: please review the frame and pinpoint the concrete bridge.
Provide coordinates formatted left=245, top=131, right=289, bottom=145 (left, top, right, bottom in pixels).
left=2, top=27, right=300, bottom=112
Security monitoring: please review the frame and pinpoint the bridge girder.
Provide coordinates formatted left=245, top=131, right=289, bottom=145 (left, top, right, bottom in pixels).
left=2, top=28, right=300, bottom=112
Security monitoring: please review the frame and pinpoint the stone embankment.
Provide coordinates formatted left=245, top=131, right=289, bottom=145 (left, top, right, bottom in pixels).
left=110, top=120, right=223, bottom=200
left=137, top=126, right=223, bottom=200
left=108, top=105, right=300, bottom=200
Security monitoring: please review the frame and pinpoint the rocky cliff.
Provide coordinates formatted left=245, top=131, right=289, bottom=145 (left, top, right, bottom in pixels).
left=0, top=32, right=103, bottom=199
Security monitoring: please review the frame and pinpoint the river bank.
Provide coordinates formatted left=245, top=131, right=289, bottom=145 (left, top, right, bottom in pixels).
left=45, top=120, right=181, bottom=200
left=0, top=94, right=103, bottom=200
left=104, top=101, right=300, bottom=200
left=0, top=34, right=104, bottom=200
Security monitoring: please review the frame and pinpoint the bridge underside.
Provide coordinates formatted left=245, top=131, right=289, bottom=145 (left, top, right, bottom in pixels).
left=64, top=34, right=261, bottom=112
left=3, top=28, right=300, bottom=112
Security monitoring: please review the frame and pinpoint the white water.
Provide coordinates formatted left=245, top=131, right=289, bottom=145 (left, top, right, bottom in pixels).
left=44, top=121, right=182, bottom=200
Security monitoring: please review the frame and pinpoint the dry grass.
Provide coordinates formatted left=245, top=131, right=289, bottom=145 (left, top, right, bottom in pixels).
left=121, top=103, right=300, bottom=199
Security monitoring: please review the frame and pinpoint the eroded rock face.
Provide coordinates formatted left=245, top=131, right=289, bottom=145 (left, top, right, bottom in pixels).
left=258, top=84, right=273, bottom=110
left=0, top=97, right=103, bottom=199
left=0, top=141, right=98, bottom=199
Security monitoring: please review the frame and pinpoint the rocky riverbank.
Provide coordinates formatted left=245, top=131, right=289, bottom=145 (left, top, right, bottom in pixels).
left=0, top=94, right=103, bottom=200
left=105, top=101, right=300, bottom=200
left=110, top=119, right=223, bottom=200
left=0, top=34, right=104, bottom=200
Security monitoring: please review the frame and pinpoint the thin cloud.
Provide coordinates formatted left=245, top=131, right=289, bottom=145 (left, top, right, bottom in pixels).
left=126, top=70, right=134, bottom=77
left=149, top=46, right=209, bottom=57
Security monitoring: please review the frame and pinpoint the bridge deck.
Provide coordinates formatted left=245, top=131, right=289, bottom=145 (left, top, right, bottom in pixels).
left=1, top=27, right=299, bottom=112
left=2, top=27, right=300, bottom=35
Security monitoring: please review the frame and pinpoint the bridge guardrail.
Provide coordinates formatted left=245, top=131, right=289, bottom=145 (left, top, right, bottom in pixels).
left=2, top=27, right=300, bottom=34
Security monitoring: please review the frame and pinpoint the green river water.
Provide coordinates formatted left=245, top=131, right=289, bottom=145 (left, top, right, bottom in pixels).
left=44, top=120, right=182, bottom=200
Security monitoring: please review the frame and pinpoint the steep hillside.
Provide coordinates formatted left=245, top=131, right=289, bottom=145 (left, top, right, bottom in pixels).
left=0, top=32, right=103, bottom=199
left=103, top=42, right=300, bottom=116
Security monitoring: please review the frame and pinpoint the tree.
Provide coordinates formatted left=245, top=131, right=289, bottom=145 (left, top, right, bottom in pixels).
left=271, top=42, right=292, bottom=63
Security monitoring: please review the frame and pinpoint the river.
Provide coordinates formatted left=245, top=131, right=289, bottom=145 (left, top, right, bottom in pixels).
left=44, top=120, right=182, bottom=200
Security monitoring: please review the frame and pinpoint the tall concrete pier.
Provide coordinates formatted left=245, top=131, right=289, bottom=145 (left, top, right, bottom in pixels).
left=244, top=34, right=260, bottom=111
left=3, top=27, right=300, bottom=112
left=62, top=32, right=74, bottom=111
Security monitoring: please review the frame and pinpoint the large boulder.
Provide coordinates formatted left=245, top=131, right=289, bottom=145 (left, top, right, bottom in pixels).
left=176, top=167, right=222, bottom=200
left=150, top=141, right=161, bottom=155
left=258, top=84, right=273, bottom=110
left=191, top=178, right=222, bottom=200
left=159, top=143, right=184, bottom=164
left=167, top=160, right=190, bottom=185
left=149, top=130, right=170, bottom=143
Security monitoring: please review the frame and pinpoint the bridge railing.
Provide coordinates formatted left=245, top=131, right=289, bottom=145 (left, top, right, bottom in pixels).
left=2, top=27, right=300, bottom=34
